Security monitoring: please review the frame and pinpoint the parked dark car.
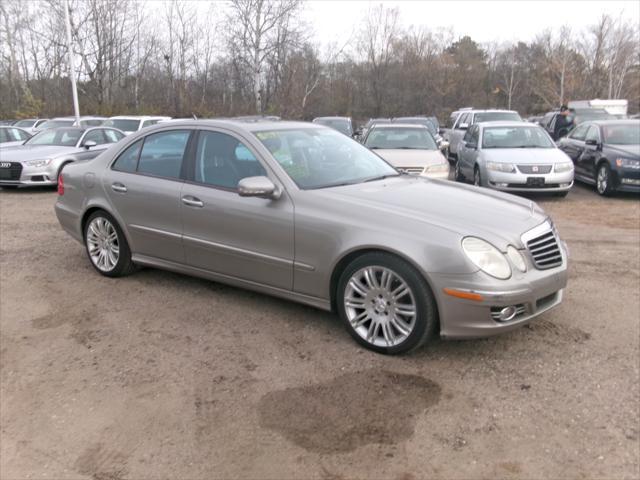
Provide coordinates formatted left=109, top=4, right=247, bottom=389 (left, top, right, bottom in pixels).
left=312, top=116, right=353, bottom=136
left=557, top=120, right=639, bottom=195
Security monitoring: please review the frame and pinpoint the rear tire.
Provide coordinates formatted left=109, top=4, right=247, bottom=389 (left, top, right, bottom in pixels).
left=336, top=252, right=438, bottom=355
left=84, top=210, right=136, bottom=277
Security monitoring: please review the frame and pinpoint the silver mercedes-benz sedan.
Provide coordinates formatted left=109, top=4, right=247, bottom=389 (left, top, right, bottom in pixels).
left=0, top=126, right=125, bottom=187
left=55, top=120, right=568, bottom=354
left=455, top=121, right=574, bottom=196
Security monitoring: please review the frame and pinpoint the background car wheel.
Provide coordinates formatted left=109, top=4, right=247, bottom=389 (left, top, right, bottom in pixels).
left=474, top=166, right=482, bottom=187
left=454, top=161, right=465, bottom=182
left=596, top=163, right=614, bottom=196
left=84, top=211, right=136, bottom=277
left=336, top=252, right=438, bottom=354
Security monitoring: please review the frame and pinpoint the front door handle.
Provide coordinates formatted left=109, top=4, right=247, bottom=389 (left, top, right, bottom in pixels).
left=111, top=182, right=127, bottom=193
left=182, top=195, right=204, bottom=208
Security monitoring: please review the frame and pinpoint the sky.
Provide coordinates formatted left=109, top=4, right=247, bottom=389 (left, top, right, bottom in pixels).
left=303, top=0, right=640, bottom=46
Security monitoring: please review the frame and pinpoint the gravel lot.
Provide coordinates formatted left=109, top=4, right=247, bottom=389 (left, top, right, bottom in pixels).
left=1, top=183, right=638, bottom=480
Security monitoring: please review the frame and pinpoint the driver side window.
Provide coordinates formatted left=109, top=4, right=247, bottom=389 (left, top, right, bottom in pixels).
left=585, top=126, right=600, bottom=143
left=194, top=131, right=267, bottom=190
left=569, top=124, right=589, bottom=141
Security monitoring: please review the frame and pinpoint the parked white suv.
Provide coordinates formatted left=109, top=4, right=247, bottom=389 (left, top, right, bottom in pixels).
left=102, top=116, right=171, bottom=135
left=443, top=109, right=523, bottom=161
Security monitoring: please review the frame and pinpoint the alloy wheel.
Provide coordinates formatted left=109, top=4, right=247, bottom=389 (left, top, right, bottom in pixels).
left=86, top=217, right=120, bottom=272
left=343, top=266, right=417, bottom=348
left=597, top=166, right=608, bottom=195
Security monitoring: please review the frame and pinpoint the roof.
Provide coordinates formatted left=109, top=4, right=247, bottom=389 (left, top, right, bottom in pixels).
left=313, top=116, right=351, bottom=121
left=147, top=119, right=315, bottom=133
left=477, top=121, right=536, bottom=128
left=586, top=119, right=640, bottom=126
left=369, top=123, right=428, bottom=129
left=108, top=115, right=171, bottom=120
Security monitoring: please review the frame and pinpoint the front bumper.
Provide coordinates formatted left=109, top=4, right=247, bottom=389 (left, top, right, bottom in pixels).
left=485, top=168, right=573, bottom=192
left=0, top=162, right=58, bottom=186
left=431, top=242, right=569, bottom=339
left=420, top=168, right=451, bottom=180
left=614, top=169, right=640, bottom=193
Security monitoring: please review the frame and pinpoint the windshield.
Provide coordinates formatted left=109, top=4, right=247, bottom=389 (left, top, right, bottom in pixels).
left=602, top=124, right=640, bottom=145
left=574, top=110, right=613, bottom=123
left=103, top=119, right=140, bottom=131
left=255, top=128, right=398, bottom=189
left=482, top=126, right=555, bottom=149
left=393, top=118, right=437, bottom=134
left=38, top=119, right=74, bottom=130
left=24, top=128, right=82, bottom=146
left=15, top=120, right=36, bottom=128
left=313, top=119, right=352, bottom=135
left=475, top=112, right=522, bottom=123
left=365, top=127, right=437, bottom=150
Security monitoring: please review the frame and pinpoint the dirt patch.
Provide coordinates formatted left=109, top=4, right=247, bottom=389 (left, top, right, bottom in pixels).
left=74, top=443, right=128, bottom=480
left=258, top=369, right=441, bottom=454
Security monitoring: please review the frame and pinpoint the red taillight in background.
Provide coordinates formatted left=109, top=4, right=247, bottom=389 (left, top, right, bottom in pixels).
left=57, top=174, right=64, bottom=195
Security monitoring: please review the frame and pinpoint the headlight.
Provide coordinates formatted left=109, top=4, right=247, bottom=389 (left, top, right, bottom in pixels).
left=486, top=161, right=516, bottom=173
left=425, top=163, right=449, bottom=172
left=616, top=158, right=640, bottom=169
left=25, top=159, right=52, bottom=168
left=506, top=245, right=527, bottom=272
left=554, top=162, right=573, bottom=173
left=462, top=237, right=511, bottom=279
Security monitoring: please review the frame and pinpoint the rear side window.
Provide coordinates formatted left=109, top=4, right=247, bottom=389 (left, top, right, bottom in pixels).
left=82, top=129, right=106, bottom=145
left=137, top=130, right=190, bottom=179
left=112, top=140, right=142, bottom=172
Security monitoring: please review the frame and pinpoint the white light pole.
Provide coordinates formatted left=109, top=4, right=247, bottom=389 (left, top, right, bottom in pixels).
left=63, top=0, right=80, bottom=124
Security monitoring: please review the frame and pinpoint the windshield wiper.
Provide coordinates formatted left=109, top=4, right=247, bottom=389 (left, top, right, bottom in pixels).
left=363, top=173, right=401, bottom=182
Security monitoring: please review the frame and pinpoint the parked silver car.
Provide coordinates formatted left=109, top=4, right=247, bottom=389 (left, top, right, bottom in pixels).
left=12, top=118, right=49, bottom=133
left=455, top=122, right=574, bottom=196
left=362, top=124, right=450, bottom=179
left=55, top=120, right=568, bottom=354
left=0, top=126, right=32, bottom=148
left=0, top=126, right=124, bottom=187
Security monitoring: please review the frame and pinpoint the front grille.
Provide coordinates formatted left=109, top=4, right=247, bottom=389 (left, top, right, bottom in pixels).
left=526, top=230, right=562, bottom=269
left=0, top=162, right=22, bottom=181
left=517, top=165, right=552, bottom=174
left=398, top=166, right=424, bottom=175
left=507, top=183, right=561, bottom=189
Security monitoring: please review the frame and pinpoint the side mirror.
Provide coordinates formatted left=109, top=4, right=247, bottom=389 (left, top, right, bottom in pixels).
left=83, top=140, right=97, bottom=150
left=464, top=141, right=477, bottom=150
left=458, top=123, right=469, bottom=130
left=238, top=176, right=281, bottom=199
left=585, top=139, right=599, bottom=147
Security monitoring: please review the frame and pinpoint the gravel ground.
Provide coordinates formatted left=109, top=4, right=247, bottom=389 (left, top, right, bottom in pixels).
left=1, top=183, right=638, bottom=480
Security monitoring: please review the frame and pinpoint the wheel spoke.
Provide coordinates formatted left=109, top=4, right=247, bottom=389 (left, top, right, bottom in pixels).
left=395, top=303, right=416, bottom=317
left=363, top=268, right=378, bottom=289
left=390, top=315, right=411, bottom=335
left=352, top=311, right=370, bottom=328
left=381, top=322, right=394, bottom=346
left=392, top=285, right=409, bottom=300
left=345, top=297, right=366, bottom=309
left=348, top=278, right=368, bottom=297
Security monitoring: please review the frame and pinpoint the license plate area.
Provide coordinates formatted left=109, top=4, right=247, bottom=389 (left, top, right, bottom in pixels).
left=526, top=177, right=545, bottom=187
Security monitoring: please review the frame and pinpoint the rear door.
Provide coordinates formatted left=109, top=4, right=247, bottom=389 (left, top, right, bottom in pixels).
left=104, top=129, right=192, bottom=262
left=180, top=128, right=294, bottom=290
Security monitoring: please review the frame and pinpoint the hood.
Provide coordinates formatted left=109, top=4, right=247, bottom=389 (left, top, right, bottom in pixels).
left=481, top=147, right=570, bottom=164
left=0, top=145, right=80, bottom=162
left=374, top=149, right=446, bottom=167
left=605, top=144, right=639, bottom=158
left=316, top=176, right=547, bottom=248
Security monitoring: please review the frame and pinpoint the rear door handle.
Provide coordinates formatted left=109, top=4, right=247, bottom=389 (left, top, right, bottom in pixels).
left=182, top=195, right=204, bottom=208
left=111, top=182, right=127, bottom=193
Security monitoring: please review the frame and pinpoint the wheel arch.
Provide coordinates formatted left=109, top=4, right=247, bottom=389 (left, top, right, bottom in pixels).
left=329, top=246, right=440, bottom=322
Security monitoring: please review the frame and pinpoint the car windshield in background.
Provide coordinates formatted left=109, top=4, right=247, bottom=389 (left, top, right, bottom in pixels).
left=315, top=119, right=352, bottom=135
left=255, top=128, right=398, bottom=189
left=365, top=127, right=438, bottom=150
left=475, top=112, right=522, bottom=123
left=574, top=110, right=613, bottom=123
left=603, top=124, right=640, bottom=145
left=25, top=128, right=82, bottom=146
left=482, top=126, right=554, bottom=149
left=394, top=118, right=437, bottom=134
left=103, top=119, right=140, bottom=131
left=39, top=119, right=74, bottom=129
left=15, top=120, right=36, bottom=128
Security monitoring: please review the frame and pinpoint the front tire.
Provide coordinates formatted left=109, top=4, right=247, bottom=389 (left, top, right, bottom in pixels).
left=84, top=211, right=136, bottom=277
left=336, top=252, right=438, bottom=354
left=474, top=166, right=482, bottom=187
left=596, top=163, right=614, bottom=196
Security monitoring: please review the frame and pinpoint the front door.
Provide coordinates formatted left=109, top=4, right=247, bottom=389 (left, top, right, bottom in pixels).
left=180, top=129, right=294, bottom=290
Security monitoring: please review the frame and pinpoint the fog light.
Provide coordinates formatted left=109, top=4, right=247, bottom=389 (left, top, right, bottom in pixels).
left=496, top=306, right=517, bottom=322
left=495, top=182, right=508, bottom=187
left=560, top=183, right=571, bottom=188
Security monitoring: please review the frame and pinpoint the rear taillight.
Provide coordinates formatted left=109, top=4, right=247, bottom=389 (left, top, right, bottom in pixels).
left=57, top=174, right=64, bottom=195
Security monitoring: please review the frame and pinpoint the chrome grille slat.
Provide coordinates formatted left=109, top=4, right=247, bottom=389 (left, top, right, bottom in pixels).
left=526, top=228, right=562, bottom=270
left=517, top=164, right=552, bottom=174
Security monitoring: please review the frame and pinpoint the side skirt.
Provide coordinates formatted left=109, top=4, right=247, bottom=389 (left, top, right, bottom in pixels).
left=131, top=253, right=332, bottom=312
